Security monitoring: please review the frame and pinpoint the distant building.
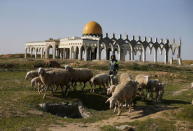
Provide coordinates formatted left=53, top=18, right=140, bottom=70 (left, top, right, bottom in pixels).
left=25, top=21, right=182, bottom=64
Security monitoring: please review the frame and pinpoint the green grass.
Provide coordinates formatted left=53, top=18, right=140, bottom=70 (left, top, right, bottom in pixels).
left=175, top=105, right=193, bottom=122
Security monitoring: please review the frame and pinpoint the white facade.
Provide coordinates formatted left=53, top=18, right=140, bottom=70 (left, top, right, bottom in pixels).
left=25, top=34, right=182, bottom=65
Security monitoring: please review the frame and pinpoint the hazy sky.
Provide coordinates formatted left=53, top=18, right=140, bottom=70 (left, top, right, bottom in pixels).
left=0, top=0, right=193, bottom=60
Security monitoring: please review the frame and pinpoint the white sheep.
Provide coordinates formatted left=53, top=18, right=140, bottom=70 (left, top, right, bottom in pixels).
left=119, top=73, right=132, bottom=83
left=90, top=73, right=110, bottom=92
left=38, top=68, right=72, bottom=99
left=106, top=80, right=138, bottom=115
left=25, top=68, right=57, bottom=80
left=65, top=65, right=93, bottom=91
left=31, top=76, right=44, bottom=94
left=25, top=70, right=38, bottom=80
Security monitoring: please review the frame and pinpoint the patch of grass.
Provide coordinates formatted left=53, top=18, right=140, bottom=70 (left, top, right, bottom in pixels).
left=175, top=105, right=193, bottom=122
left=0, top=115, right=56, bottom=131
left=115, top=118, right=176, bottom=131
left=101, top=125, right=120, bottom=131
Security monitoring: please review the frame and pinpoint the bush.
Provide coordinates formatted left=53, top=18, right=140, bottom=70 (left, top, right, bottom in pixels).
left=32, top=60, right=61, bottom=68
left=0, top=63, right=15, bottom=69
left=44, top=60, right=60, bottom=68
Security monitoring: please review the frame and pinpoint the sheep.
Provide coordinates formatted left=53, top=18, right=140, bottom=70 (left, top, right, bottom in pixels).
left=31, top=76, right=44, bottom=94
left=155, top=82, right=165, bottom=102
left=191, top=82, right=193, bottom=89
left=38, top=68, right=72, bottom=99
left=146, top=79, right=159, bottom=99
left=25, top=68, right=58, bottom=80
left=146, top=79, right=165, bottom=102
left=90, top=73, right=110, bottom=92
left=107, top=85, right=116, bottom=95
left=65, top=65, right=93, bottom=91
left=25, top=70, right=38, bottom=80
left=119, top=73, right=132, bottom=83
left=135, top=74, right=149, bottom=99
left=106, top=80, right=138, bottom=115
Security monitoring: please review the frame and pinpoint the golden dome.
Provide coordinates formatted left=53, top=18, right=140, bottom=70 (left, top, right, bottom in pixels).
left=82, top=21, right=102, bottom=36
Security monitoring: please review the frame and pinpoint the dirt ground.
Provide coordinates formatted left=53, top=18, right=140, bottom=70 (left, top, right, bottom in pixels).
left=47, top=107, right=171, bottom=131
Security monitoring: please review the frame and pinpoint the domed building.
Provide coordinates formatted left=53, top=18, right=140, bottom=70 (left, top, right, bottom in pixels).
left=82, top=21, right=102, bottom=36
left=25, top=21, right=182, bottom=64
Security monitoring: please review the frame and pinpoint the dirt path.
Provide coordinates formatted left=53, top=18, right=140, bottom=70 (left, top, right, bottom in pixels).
left=172, top=87, right=190, bottom=96
left=48, top=108, right=169, bottom=131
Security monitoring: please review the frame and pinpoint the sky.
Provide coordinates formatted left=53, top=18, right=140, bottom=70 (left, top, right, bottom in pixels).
left=0, top=0, right=193, bottom=60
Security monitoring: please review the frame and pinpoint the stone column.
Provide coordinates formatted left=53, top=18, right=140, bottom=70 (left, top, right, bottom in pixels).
left=96, top=41, right=101, bottom=60
left=69, top=48, right=72, bottom=59
left=142, top=48, right=146, bottom=62
left=106, top=49, right=109, bottom=60
left=129, top=51, right=131, bottom=60
left=57, top=49, right=60, bottom=59
left=78, top=47, right=82, bottom=60
left=30, top=48, right=33, bottom=57
left=74, top=48, right=77, bottom=59
left=45, top=47, right=49, bottom=59
left=52, top=46, right=56, bottom=59
left=25, top=48, right=27, bottom=58
left=35, top=48, right=37, bottom=59
left=154, top=49, right=158, bottom=63
left=170, top=57, right=173, bottom=65
left=40, top=48, right=43, bottom=58
left=131, top=48, right=134, bottom=61
left=139, top=51, right=142, bottom=62
left=63, top=49, right=66, bottom=59
left=117, top=49, right=121, bottom=61
left=85, top=47, right=88, bottom=61
left=164, top=49, right=168, bottom=64
left=178, top=41, right=182, bottom=65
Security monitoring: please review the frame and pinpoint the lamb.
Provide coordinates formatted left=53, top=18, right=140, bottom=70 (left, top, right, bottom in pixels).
left=38, top=68, right=72, bottom=99
left=25, top=70, right=38, bottom=80
left=135, top=74, right=149, bottom=98
left=146, top=79, right=165, bottom=102
left=65, top=65, right=93, bottom=91
left=25, top=68, right=57, bottom=80
left=90, top=73, right=110, bottom=92
left=106, top=80, right=138, bottom=115
left=31, top=76, right=44, bottom=94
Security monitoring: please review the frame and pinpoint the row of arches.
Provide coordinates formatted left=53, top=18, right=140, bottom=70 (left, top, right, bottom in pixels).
left=25, top=36, right=182, bottom=65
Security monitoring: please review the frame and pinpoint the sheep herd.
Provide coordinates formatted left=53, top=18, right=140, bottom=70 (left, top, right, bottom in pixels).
left=25, top=66, right=165, bottom=115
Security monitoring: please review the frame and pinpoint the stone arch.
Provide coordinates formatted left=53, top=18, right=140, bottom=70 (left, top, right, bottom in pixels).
left=86, top=46, right=92, bottom=60
left=113, top=43, right=121, bottom=60
left=145, top=46, right=154, bottom=62
left=100, top=42, right=107, bottom=60
left=47, top=45, right=54, bottom=58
